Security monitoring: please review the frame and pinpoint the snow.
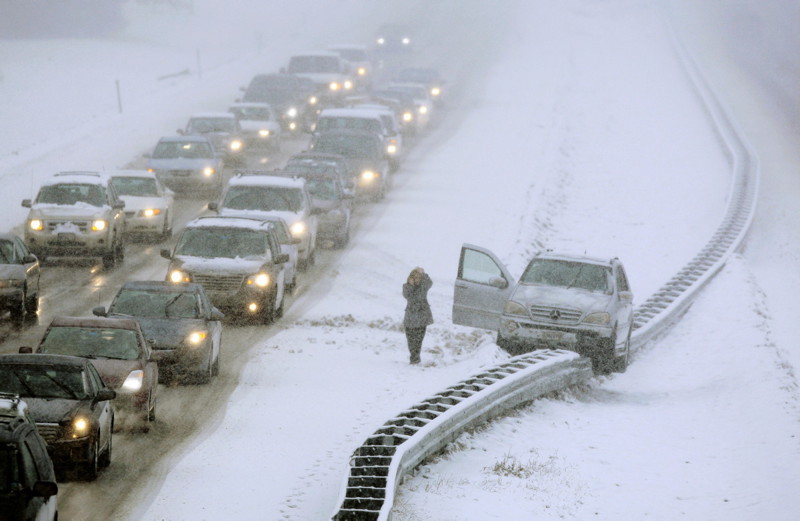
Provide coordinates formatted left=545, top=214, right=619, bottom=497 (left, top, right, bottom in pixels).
left=1, top=0, right=799, bottom=520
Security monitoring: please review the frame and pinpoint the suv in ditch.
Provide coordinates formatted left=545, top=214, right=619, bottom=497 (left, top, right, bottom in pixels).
left=161, top=216, right=290, bottom=323
left=21, top=171, right=127, bottom=269
left=452, top=244, right=634, bottom=373
left=0, top=393, right=59, bottom=520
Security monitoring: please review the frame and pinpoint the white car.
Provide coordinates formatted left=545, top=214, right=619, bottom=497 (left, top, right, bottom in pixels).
left=383, top=82, right=434, bottom=129
left=109, top=170, right=174, bottom=240
left=249, top=214, right=300, bottom=292
left=285, top=51, right=355, bottom=101
left=328, top=44, right=373, bottom=88
left=228, top=102, right=282, bottom=153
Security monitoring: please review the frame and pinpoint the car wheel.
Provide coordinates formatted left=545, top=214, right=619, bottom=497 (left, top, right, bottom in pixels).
left=496, top=333, right=518, bottom=355
left=308, top=248, right=316, bottom=267
left=259, top=293, right=276, bottom=325
left=211, top=350, right=220, bottom=377
left=83, top=436, right=100, bottom=481
left=274, top=292, right=284, bottom=320
left=195, top=356, right=213, bottom=384
left=148, top=395, right=157, bottom=422
left=160, top=213, right=172, bottom=240
left=98, top=431, right=112, bottom=468
left=592, top=333, right=617, bottom=375
left=9, top=295, right=26, bottom=327
left=24, top=289, right=38, bottom=315
left=612, top=330, right=631, bottom=373
left=334, top=227, right=350, bottom=249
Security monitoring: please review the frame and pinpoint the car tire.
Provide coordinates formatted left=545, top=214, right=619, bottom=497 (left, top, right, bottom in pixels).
left=98, top=432, right=112, bottom=468
left=195, top=356, right=213, bottom=384
left=496, top=333, right=518, bottom=355
left=259, top=293, right=276, bottom=325
left=24, top=289, right=38, bottom=315
left=148, top=394, right=157, bottom=422
left=160, top=213, right=172, bottom=240
left=9, top=295, right=26, bottom=327
left=334, top=227, right=350, bottom=249
left=83, top=436, right=100, bottom=481
left=612, top=330, right=631, bottom=373
left=211, top=350, right=220, bottom=377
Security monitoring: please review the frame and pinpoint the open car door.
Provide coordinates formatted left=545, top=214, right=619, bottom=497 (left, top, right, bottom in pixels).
left=452, top=243, right=516, bottom=332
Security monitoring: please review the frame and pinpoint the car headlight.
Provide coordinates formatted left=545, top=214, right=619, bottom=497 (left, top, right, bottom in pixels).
left=69, top=416, right=91, bottom=439
left=91, top=219, right=107, bottom=231
left=387, top=143, right=398, bottom=155
left=402, top=37, right=411, bottom=45
left=286, top=107, right=298, bottom=118
left=360, top=170, right=378, bottom=182
left=289, top=221, right=307, bottom=237
left=308, top=96, right=318, bottom=105
left=430, top=86, right=441, bottom=97
left=343, top=80, right=354, bottom=90
left=402, top=111, right=413, bottom=122
left=121, top=370, right=143, bottom=392
left=357, top=67, right=367, bottom=76
left=139, top=208, right=161, bottom=218
left=503, top=300, right=528, bottom=317
left=0, top=279, right=24, bottom=289
left=258, top=129, right=270, bottom=138
left=418, top=105, right=428, bottom=115
left=203, top=167, right=215, bottom=177
left=187, top=331, right=208, bottom=345
left=246, top=273, right=270, bottom=288
left=583, top=312, right=611, bottom=325
left=29, top=219, right=43, bottom=231
left=329, top=82, right=341, bottom=91
left=288, top=121, right=297, bottom=131
left=377, top=37, right=386, bottom=45
left=169, top=270, right=191, bottom=283
left=229, top=139, right=243, bottom=152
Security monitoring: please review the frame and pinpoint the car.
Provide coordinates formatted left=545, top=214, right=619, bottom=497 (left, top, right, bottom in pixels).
left=374, top=23, right=414, bottom=53
left=368, top=89, right=420, bottom=135
left=228, top=102, right=282, bottom=153
left=395, top=67, right=445, bottom=106
left=0, top=232, right=40, bottom=326
left=382, top=82, right=434, bottom=129
left=145, top=135, right=225, bottom=197
left=234, top=215, right=300, bottom=292
left=21, top=171, right=127, bottom=269
left=314, top=106, right=403, bottom=169
left=309, top=130, right=391, bottom=202
left=328, top=44, right=373, bottom=88
left=284, top=152, right=357, bottom=194
left=0, top=393, right=58, bottom=520
left=208, top=173, right=320, bottom=270
left=239, top=73, right=321, bottom=133
left=178, top=112, right=246, bottom=167
left=161, top=216, right=290, bottom=323
left=93, top=281, right=223, bottom=384
left=284, top=51, right=356, bottom=104
left=0, top=354, right=115, bottom=481
left=29, top=316, right=158, bottom=430
left=109, top=170, right=175, bottom=240
left=347, top=103, right=404, bottom=169
left=271, top=170, right=353, bottom=249
left=452, top=244, right=635, bottom=373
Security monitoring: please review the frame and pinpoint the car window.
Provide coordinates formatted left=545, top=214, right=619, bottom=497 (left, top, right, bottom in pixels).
left=520, top=259, right=611, bottom=294
left=175, top=228, right=268, bottom=259
left=312, top=134, right=378, bottom=158
left=39, top=326, right=142, bottom=360
left=36, top=183, right=106, bottom=206
left=153, top=141, right=213, bottom=159
left=288, top=55, right=340, bottom=73
left=318, top=117, right=382, bottom=134
left=615, top=265, right=630, bottom=292
left=0, top=365, right=89, bottom=400
left=460, top=249, right=504, bottom=285
left=111, top=289, right=200, bottom=319
left=305, top=178, right=339, bottom=200
left=0, top=239, right=13, bottom=263
left=230, top=106, right=272, bottom=120
left=14, top=238, right=30, bottom=260
left=188, top=118, right=235, bottom=133
left=223, top=186, right=304, bottom=212
left=111, top=176, right=159, bottom=197
left=85, top=364, right=105, bottom=394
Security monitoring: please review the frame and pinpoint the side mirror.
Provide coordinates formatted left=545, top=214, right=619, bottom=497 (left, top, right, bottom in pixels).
left=32, top=481, right=58, bottom=498
left=160, top=249, right=172, bottom=260
left=176, top=128, right=185, bottom=135
left=21, top=254, right=37, bottom=264
left=113, top=200, right=125, bottom=210
left=21, top=199, right=31, bottom=208
left=18, top=346, right=33, bottom=354
left=619, top=291, right=633, bottom=302
left=208, top=202, right=219, bottom=211
left=211, top=308, right=225, bottom=321
left=488, top=276, right=509, bottom=289
left=92, top=306, right=108, bottom=317
left=275, top=253, right=290, bottom=264
left=310, top=206, right=324, bottom=216
left=95, top=388, right=116, bottom=402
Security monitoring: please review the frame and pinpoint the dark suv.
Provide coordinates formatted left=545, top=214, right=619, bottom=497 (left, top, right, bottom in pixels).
left=0, top=393, right=58, bottom=521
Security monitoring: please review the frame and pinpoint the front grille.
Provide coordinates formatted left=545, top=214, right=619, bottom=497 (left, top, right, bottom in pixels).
left=192, top=273, right=244, bottom=292
left=36, top=423, right=61, bottom=444
left=125, top=211, right=136, bottom=218
left=166, top=169, right=194, bottom=177
left=45, top=220, right=89, bottom=233
left=529, top=305, right=582, bottom=325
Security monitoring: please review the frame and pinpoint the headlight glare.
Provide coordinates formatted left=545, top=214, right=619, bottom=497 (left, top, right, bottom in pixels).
left=258, top=129, right=270, bottom=138
left=203, top=167, right=215, bottom=177
left=187, top=331, right=208, bottom=345
left=70, top=417, right=90, bottom=438
left=289, top=221, right=307, bottom=237
left=229, top=139, right=243, bottom=151
left=91, top=220, right=107, bottom=231
left=286, top=107, right=298, bottom=118
left=29, top=219, right=43, bottom=231
left=169, top=270, right=190, bottom=283
left=246, top=273, right=270, bottom=287
left=140, top=208, right=161, bottom=218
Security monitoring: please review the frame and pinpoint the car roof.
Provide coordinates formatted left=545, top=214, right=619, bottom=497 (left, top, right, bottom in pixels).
left=120, top=280, right=205, bottom=293
left=185, top=215, right=278, bottom=232
left=106, top=169, right=157, bottom=179
left=41, top=171, right=108, bottom=187
left=157, top=135, right=212, bottom=144
left=533, top=251, right=617, bottom=267
left=289, top=152, right=347, bottom=162
left=0, top=353, right=92, bottom=368
left=229, top=102, right=273, bottom=108
left=290, top=50, right=341, bottom=58
left=189, top=112, right=237, bottom=119
left=47, top=315, right=142, bottom=331
left=228, top=172, right=307, bottom=188
left=319, top=107, right=385, bottom=119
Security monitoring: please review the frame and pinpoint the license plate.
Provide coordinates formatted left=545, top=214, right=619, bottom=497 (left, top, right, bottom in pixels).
left=542, top=331, right=563, bottom=342
left=58, top=232, right=76, bottom=241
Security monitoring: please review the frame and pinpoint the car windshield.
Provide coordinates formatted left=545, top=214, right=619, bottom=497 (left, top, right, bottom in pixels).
left=222, top=186, right=304, bottom=212
left=0, top=240, right=13, bottom=264
left=175, top=228, right=268, bottom=259
left=305, top=178, right=338, bottom=200
left=110, top=289, right=200, bottom=319
left=187, top=118, right=235, bottom=134
left=317, top=117, right=382, bottom=134
left=36, top=183, right=105, bottom=206
left=334, top=49, right=367, bottom=62
left=520, top=259, right=611, bottom=294
left=313, top=134, right=377, bottom=159
left=152, top=141, right=213, bottom=159
left=229, top=106, right=272, bottom=121
left=111, top=176, right=159, bottom=197
left=288, top=55, right=340, bottom=74
left=38, top=326, right=142, bottom=361
left=0, top=365, right=88, bottom=400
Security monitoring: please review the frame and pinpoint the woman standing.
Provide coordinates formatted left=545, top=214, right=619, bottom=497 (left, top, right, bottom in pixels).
left=402, top=267, right=433, bottom=364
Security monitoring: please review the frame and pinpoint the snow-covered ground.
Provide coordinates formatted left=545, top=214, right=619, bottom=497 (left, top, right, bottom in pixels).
left=1, top=0, right=798, bottom=520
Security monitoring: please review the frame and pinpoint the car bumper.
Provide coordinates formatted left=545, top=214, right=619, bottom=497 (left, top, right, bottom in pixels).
left=151, top=344, right=211, bottom=376
left=155, top=171, right=222, bottom=193
left=205, top=285, right=273, bottom=316
left=124, top=214, right=166, bottom=234
left=25, top=231, right=112, bottom=257
left=499, top=317, right=612, bottom=353
left=0, top=288, right=24, bottom=309
left=317, top=213, right=348, bottom=239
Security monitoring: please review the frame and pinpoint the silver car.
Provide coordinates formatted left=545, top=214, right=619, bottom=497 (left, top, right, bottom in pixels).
left=452, top=244, right=634, bottom=373
left=0, top=233, right=40, bottom=325
left=146, top=135, right=225, bottom=197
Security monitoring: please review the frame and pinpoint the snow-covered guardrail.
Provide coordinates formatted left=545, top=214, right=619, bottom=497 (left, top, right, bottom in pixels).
left=330, top=25, right=759, bottom=521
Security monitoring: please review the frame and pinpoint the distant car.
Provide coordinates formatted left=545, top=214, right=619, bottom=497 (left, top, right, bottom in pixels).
left=369, top=89, right=420, bottom=135
left=178, top=112, right=246, bottom=167
left=228, top=102, right=282, bottom=152
left=21, top=171, right=127, bottom=269
left=284, top=51, right=355, bottom=104
left=285, top=152, right=357, bottom=193
left=0, top=354, right=115, bottom=480
left=161, top=216, right=290, bottom=323
left=383, top=83, right=433, bottom=129
left=239, top=73, right=320, bottom=133
left=374, top=23, right=414, bottom=53
left=346, top=104, right=404, bottom=169
left=234, top=215, right=300, bottom=292
left=93, top=281, right=223, bottom=384
left=109, top=170, right=175, bottom=240
left=310, top=130, right=391, bottom=202
left=395, top=67, right=445, bottom=106
left=209, top=174, right=320, bottom=270
left=452, top=244, right=634, bottom=373
left=0, top=393, right=58, bottom=520
left=0, top=232, right=40, bottom=326
left=30, top=316, right=158, bottom=429
left=145, top=135, right=225, bottom=197
left=315, top=106, right=402, bottom=169
left=328, top=44, right=373, bottom=88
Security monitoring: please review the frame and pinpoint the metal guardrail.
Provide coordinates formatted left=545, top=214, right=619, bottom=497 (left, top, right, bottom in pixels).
left=330, top=24, right=759, bottom=521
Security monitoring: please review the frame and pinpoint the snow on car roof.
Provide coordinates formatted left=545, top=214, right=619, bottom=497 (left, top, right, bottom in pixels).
left=534, top=251, right=616, bottom=266
left=228, top=173, right=306, bottom=188
left=105, top=169, right=156, bottom=179
left=157, top=134, right=212, bottom=143
left=291, top=50, right=340, bottom=58
left=41, top=171, right=108, bottom=186
left=185, top=216, right=276, bottom=231
left=319, top=107, right=385, bottom=119
left=189, top=112, right=236, bottom=119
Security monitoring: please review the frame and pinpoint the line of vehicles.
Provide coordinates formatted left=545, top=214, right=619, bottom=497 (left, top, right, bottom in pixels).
left=1, top=22, right=637, bottom=521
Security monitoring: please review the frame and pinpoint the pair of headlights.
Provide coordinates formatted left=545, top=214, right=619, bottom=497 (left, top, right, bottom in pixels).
left=503, top=300, right=611, bottom=325
left=169, top=270, right=271, bottom=289
left=28, top=219, right=107, bottom=231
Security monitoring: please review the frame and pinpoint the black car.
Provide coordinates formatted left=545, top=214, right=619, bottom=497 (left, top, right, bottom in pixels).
left=240, top=73, right=320, bottom=133
left=0, top=393, right=58, bottom=521
left=0, top=354, right=115, bottom=481
left=309, top=130, right=390, bottom=202
left=94, top=281, right=224, bottom=384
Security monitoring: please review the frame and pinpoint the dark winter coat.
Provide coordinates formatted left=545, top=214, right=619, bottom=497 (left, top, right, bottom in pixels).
left=403, top=273, right=433, bottom=329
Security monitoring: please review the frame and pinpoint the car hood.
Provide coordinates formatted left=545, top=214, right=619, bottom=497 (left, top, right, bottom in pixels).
left=510, top=284, right=612, bottom=313
left=119, top=195, right=168, bottom=211
left=24, top=397, right=85, bottom=424
left=173, top=255, right=268, bottom=276
left=29, top=203, right=107, bottom=219
left=0, top=263, right=25, bottom=279
left=147, top=157, right=219, bottom=169
left=218, top=208, right=304, bottom=226
left=239, top=120, right=281, bottom=133
left=128, top=317, right=208, bottom=349
left=88, top=358, right=144, bottom=390
left=294, top=72, right=345, bottom=85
